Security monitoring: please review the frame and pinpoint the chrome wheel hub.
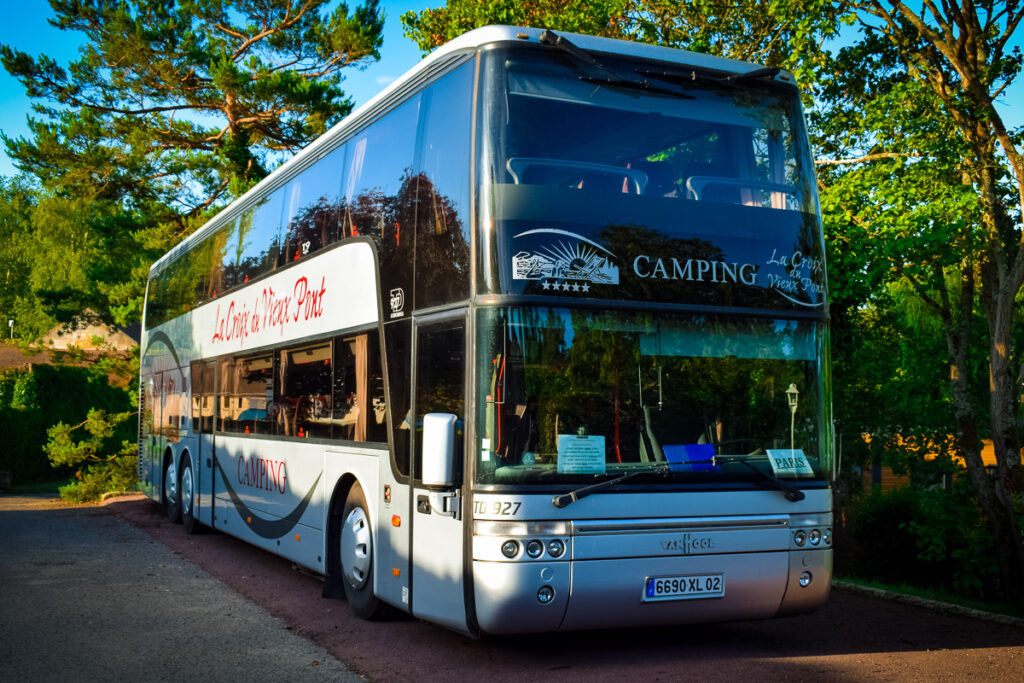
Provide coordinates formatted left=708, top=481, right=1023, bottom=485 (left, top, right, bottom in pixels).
left=341, top=506, right=371, bottom=589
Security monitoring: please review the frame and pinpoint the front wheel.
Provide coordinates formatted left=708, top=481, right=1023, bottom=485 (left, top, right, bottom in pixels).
left=339, top=483, right=389, bottom=619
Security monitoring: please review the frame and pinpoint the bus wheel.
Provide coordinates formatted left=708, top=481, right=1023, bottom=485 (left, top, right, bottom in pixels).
left=339, top=483, right=387, bottom=619
left=180, top=454, right=200, bottom=535
left=163, top=457, right=181, bottom=523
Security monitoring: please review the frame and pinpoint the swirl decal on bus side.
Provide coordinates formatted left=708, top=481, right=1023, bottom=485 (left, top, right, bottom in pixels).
left=214, top=457, right=321, bottom=539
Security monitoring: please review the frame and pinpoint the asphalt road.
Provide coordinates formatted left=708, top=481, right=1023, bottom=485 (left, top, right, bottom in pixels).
left=0, top=495, right=361, bottom=682
left=4, top=493, right=1024, bottom=681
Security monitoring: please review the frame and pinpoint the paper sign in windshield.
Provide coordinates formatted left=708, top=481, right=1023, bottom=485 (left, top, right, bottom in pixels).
left=663, top=444, right=717, bottom=472
left=557, top=434, right=606, bottom=474
left=765, top=449, right=814, bottom=477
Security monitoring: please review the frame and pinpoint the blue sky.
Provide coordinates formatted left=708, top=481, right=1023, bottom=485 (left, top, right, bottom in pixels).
left=1, top=2, right=1022, bottom=179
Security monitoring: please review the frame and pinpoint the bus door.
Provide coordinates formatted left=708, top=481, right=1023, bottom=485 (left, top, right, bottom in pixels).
left=140, top=372, right=160, bottom=496
left=190, top=360, right=216, bottom=526
left=410, top=313, right=470, bottom=634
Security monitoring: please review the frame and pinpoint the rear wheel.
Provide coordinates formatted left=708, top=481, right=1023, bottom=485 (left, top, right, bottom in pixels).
left=163, top=457, right=181, bottom=523
left=180, top=454, right=201, bottom=535
left=339, top=483, right=388, bottom=619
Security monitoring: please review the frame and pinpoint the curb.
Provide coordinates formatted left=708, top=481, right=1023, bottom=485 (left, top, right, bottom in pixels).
left=833, top=580, right=1024, bottom=629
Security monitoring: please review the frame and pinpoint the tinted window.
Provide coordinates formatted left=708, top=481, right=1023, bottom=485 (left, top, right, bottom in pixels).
left=414, top=320, right=465, bottom=479
left=415, top=65, right=473, bottom=309
left=384, top=320, right=412, bottom=476
left=281, top=145, right=345, bottom=266
left=342, top=96, right=421, bottom=318
left=236, top=190, right=285, bottom=284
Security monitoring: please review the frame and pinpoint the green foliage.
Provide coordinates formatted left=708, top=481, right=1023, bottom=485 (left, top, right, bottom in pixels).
left=402, top=0, right=843, bottom=92
left=0, top=363, right=133, bottom=484
left=59, top=455, right=138, bottom=503
left=47, top=407, right=138, bottom=502
left=842, top=483, right=999, bottom=600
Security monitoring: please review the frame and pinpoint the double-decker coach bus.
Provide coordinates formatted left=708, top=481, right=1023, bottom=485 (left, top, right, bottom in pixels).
left=139, top=25, right=833, bottom=635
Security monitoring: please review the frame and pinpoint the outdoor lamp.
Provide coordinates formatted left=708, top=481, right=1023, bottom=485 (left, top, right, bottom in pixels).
left=786, top=383, right=799, bottom=452
left=786, top=383, right=799, bottom=413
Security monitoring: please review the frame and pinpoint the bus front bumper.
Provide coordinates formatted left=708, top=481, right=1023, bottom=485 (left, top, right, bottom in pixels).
left=472, top=549, right=831, bottom=634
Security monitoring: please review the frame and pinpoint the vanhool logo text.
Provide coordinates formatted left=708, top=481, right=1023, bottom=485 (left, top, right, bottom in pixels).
left=660, top=534, right=715, bottom=554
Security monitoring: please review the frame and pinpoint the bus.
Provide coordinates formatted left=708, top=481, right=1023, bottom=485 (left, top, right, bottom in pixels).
left=138, top=25, right=833, bottom=636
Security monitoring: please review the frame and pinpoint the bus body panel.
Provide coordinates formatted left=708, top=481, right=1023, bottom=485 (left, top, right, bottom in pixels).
left=375, top=451, right=412, bottom=611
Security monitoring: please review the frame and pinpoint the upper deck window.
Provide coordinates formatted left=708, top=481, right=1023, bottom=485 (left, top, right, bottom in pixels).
left=490, top=47, right=813, bottom=214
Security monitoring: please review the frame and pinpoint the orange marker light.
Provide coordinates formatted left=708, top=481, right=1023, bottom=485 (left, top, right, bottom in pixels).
left=246, top=516, right=252, bottom=524
left=294, top=534, right=301, bottom=542
left=392, top=568, right=401, bottom=577
left=391, top=515, right=401, bottom=527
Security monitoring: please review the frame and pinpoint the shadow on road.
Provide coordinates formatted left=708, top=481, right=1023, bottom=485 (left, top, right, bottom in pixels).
left=98, top=495, right=1022, bottom=682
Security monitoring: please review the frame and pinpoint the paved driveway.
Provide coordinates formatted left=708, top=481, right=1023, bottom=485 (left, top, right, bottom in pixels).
left=0, top=495, right=360, bottom=682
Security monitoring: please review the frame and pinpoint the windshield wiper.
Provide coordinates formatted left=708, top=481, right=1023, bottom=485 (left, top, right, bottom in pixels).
left=637, top=65, right=781, bottom=89
left=709, top=455, right=805, bottom=502
left=538, top=29, right=694, bottom=99
left=552, top=467, right=669, bottom=508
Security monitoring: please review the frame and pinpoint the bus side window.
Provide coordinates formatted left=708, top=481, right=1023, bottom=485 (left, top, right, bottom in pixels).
left=279, top=342, right=332, bottom=439
left=415, top=63, right=473, bottom=309
left=332, top=332, right=388, bottom=443
left=217, top=357, right=235, bottom=433
left=280, top=144, right=344, bottom=266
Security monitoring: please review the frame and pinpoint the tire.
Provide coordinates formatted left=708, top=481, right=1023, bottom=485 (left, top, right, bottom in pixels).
left=163, top=456, right=181, bottom=523
left=180, top=454, right=202, bottom=535
left=339, top=483, right=388, bottom=619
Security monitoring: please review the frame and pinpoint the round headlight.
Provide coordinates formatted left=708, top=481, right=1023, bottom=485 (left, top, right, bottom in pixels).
left=799, top=571, right=813, bottom=587
left=546, top=539, right=565, bottom=558
left=809, top=529, right=821, bottom=546
left=823, top=528, right=833, bottom=545
left=537, top=585, right=555, bottom=604
left=794, top=530, right=807, bottom=547
left=526, top=539, right=544, bottom=558
left=501, top=540, right=520, bottom=558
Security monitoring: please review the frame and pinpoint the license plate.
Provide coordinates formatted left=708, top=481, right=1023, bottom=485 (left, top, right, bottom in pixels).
left=644, top=573, right=725, bottom=601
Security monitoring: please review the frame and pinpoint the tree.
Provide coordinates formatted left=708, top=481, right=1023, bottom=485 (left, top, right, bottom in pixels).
left=402, top=0, right=842, bottom=86
left=1, top=0, right=385, bottom=328
left=401, top=0, right=1024, bottom=603
left=815, top=1, right=1024, bottom=604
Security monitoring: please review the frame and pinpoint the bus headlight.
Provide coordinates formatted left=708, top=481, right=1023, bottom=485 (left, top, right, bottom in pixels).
left=526, top=539, right=544, bottom=558
left=809, top=529, right=821, bottom=546
left=799, top=571, right=813, bottom=587
left=793, top=530, right=807, bottom=547
left=501, top=540, right=520, bottom=558
left=537, top=585, right=555, bottom=604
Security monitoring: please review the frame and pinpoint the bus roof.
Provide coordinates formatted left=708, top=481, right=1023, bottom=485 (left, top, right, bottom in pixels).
left=150, top=25, right=794, bottom=275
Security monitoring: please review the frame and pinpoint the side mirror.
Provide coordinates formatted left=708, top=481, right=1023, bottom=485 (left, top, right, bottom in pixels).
left=421, top=413, right=458, bottom=488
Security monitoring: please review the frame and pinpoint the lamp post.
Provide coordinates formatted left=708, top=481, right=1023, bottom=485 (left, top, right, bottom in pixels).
left=786, top=383, right=799, bottom=453
left=7, top=319, right=12, bottom=340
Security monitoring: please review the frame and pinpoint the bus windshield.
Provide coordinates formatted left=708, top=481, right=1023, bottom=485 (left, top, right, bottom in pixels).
left=475, top=306, right=831, bottom=488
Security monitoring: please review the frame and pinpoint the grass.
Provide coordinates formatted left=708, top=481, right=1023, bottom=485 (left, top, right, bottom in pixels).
left=836, top=575, right=1024, bottom=620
